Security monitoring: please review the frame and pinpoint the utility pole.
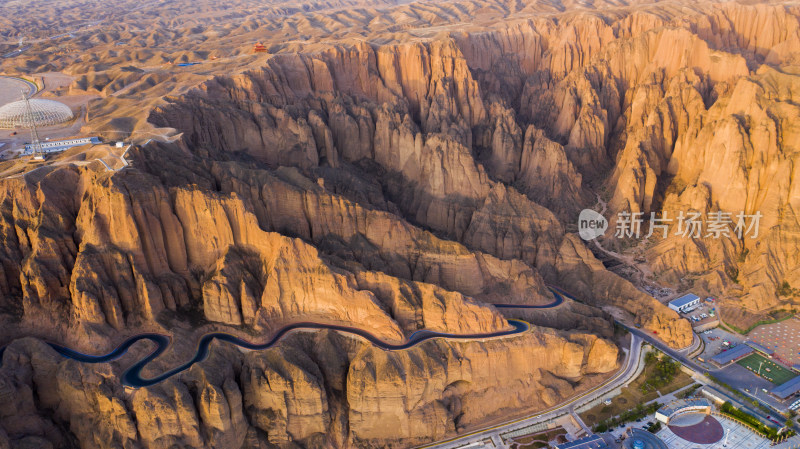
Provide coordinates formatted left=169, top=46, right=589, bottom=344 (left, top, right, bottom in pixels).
left=21, top=90, right=44, bottom=160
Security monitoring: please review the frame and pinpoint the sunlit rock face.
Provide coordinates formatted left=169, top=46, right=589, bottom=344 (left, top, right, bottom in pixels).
left=1, top=0, right=798, bottom=447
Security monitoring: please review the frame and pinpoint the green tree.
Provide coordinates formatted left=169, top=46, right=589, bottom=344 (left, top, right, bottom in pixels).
left=725, top=266, right=739, bottom=283
left=777, top=280, right=794, bottom=297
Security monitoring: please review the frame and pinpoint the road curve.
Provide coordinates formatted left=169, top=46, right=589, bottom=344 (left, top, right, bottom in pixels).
left=0, top=75, right=37, bottom=97
left=417, top=329, right=644, bottom=449
left=550, top=286, right=790, bottom=426
left=0, top=75, right=38, bottom=108
left=1, top=289, right=566, bottom=388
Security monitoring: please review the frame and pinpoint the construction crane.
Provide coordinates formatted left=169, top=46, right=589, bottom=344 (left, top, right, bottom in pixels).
left=21, top=90, right=45, bottom=160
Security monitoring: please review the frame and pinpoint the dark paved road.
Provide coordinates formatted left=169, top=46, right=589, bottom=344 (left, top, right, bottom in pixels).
left=1, top=289, right=566, bottom=387
left=17, top=319, right=528, bottom=387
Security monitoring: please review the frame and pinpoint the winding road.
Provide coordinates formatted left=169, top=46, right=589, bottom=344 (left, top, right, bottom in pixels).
left=0, top=289, right=566, bottom=388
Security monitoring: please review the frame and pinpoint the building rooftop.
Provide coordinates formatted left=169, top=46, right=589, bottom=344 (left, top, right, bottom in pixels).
left=770, top=375, right=800, bottom=399
left=23, top=136, right=101, bottom=154
left=710, top=344, right=753, bottom=365
left=625, top=429, right=668, bottom=449
left=555, top=434, right=607, bottom=449
left=700, top=386, right=740, bottom=405
left=669, top=294, right=700, bottom=308
left=746, top=341, right=775, bottom=355
left=657, top=398, right=711, bottom=418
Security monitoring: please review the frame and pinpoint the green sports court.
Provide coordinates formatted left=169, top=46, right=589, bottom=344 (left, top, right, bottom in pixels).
left=736, top=353, right=797, bottom=385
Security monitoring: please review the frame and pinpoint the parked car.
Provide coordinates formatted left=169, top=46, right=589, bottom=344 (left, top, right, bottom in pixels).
left=767, top=416, right=782, bottom=426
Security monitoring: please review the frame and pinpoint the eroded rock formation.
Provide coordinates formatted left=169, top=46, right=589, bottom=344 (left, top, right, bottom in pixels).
left=2, top=0, right=798, bottom=447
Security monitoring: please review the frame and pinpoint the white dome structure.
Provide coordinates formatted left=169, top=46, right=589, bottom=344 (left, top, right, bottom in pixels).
left=0, top=98, right=74, bottom=129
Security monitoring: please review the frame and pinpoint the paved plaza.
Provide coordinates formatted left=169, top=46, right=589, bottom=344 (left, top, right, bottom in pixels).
left=658, top=414, right=779, bottom=449
left=667, top=413, right=724, bottom=444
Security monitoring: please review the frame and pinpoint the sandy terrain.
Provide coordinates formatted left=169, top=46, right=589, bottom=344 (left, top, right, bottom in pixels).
left=0, top=0, right=798, bottom=448
left=0, top=76, right=35, bottom=106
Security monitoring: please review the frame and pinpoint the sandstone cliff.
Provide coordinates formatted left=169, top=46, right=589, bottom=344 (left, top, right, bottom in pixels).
left=0, top=328, right=618, bottom=449
left=4, top=0, right=796, bottom=448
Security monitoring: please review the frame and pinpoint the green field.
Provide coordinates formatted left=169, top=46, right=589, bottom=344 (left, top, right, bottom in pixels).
left=736, top=353, right=797, bottom=385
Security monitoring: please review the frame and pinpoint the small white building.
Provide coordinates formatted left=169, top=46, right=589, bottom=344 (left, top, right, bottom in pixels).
left=668, top=293, right=700, bottom=313
left=23, top=136, right=100, bottom=155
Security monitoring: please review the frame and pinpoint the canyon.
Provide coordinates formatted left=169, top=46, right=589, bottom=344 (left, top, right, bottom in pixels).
left=0, top=0, right=798, bottom=447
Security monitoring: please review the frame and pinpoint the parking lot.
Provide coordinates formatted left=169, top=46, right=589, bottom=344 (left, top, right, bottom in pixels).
left=603, top=413, right=661, bottom=441
left=695, top=327, right=744, bottom=366
left=713, top=361, right=790, bottom=412
left=681, top=301, right=719, bottom=328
